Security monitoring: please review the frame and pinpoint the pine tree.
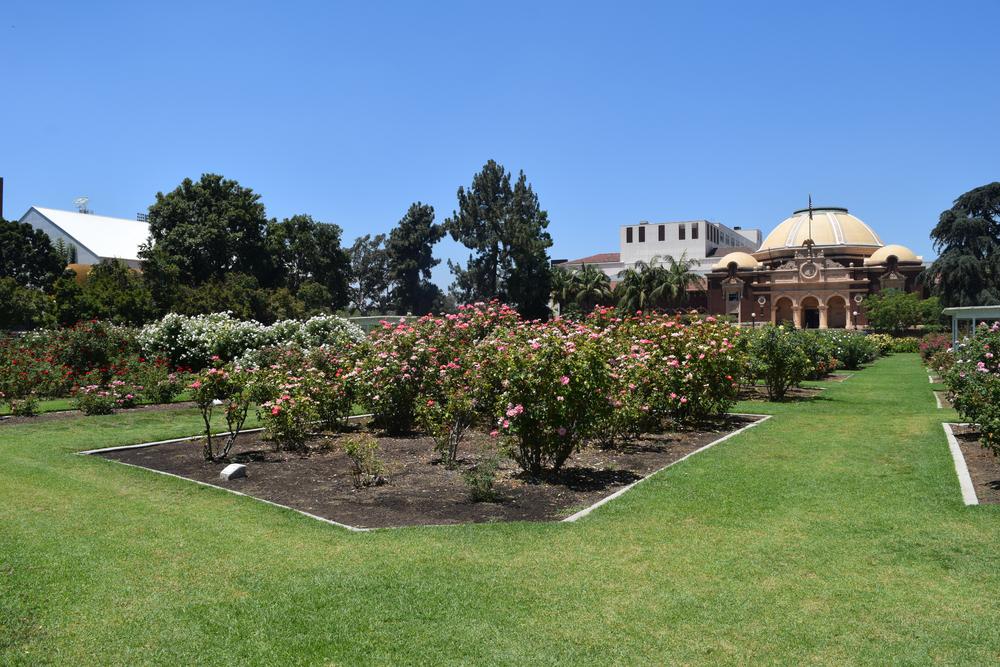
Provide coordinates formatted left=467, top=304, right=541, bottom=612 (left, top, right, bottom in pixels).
left=445, top=160, right=553, bottom=318
left=386, top=202, right=444, bottom=315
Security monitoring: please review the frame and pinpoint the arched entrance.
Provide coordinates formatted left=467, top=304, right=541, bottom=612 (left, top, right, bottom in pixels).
left=801, top=296, right=820, bottom=329
left=774, top=297, right=794, bottom=325
left=827, top=295, right=847, bottom=329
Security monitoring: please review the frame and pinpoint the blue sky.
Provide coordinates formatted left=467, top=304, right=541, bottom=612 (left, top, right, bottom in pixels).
left=2, top=1, right=998, bottom=286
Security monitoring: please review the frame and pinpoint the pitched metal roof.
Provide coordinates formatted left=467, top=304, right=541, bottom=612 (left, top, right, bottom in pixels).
left=27, top=207, right=150, bottom=262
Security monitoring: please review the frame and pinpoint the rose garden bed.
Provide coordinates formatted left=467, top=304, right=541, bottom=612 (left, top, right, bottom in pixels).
left=94, top=414, right=764, bottom=529
left=946, top=424, right=1000, bottom=504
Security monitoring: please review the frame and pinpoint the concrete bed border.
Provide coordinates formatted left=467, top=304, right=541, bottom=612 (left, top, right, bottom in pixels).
left=81, top=412, right=773, bottom=533
left=562, top=413, right=772, bottom=522
left=941, top=422, right=978, bottom=506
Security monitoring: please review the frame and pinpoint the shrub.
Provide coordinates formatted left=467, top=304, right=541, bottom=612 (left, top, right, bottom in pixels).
left=798, top=331, right=841, bottom=379
left=486, top=321, right=612, bottom=474
left=125, top=356, right=189, bottom=404
left=946, top=324, right=1000, bottom=454
left=74, top=378, right=141, bottom=415
left=929, top=349, right=955, bottom=374
left=138, top=311, right=364, bottom=369
left=189, top=361, right=259, bottom=461
left=341, top=433, right=386, bottom=488
left=743, top=325, right=811, bottom=401
left=258, top=377, right=320, bottom=452
left=463, top=453, right=501, bottom=502
left=920, top=333, right=951, bottom=362
left=9, top=395, right=40, bottom=417
left=824, top=331, right=878, bottom=370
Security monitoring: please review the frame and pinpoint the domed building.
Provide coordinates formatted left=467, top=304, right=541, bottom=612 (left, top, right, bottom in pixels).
left=707, top=206, right=925, bottom=328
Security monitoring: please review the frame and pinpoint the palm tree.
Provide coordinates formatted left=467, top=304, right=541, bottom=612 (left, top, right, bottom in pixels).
left=549, top=267, right=575, bottom=313
left=615, top=253, right=703, bottom=314
left=660, top=252, right=703, bottom=306
left=573, top=264, right=614, bottom=312
left=615, top=259, right=670, bottom=313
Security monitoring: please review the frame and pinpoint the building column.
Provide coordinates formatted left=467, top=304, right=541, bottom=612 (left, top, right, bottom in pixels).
left=792, top=305, right=802, bottom=329
left=819, top=305, right=828, bottom=329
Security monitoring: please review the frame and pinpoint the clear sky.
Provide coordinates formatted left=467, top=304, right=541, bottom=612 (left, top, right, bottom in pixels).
left=3, top=1, right=998, bottom=286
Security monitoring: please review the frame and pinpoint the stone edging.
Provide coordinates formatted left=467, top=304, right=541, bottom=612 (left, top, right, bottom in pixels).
left=79, top=413, right=773, bottom=533
left=941, top=423, right=978, bottom=506
left=562, top=414, right=773, bottom=523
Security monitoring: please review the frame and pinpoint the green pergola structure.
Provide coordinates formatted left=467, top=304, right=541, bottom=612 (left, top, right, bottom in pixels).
left=942, top=305, right=1000, bottom=343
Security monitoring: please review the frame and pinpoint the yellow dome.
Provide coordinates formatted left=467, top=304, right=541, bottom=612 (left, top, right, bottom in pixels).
left=713, top=251, right=759, bottom=271
left=758, top=207, right=882, bottom=252
left=863, top=244, right=921, bottom=266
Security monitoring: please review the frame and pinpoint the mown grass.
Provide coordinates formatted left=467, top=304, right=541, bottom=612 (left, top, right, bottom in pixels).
left=2, top=354, right=998, bottom=664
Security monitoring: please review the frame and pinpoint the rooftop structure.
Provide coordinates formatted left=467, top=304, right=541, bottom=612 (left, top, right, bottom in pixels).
left=19, top=206, right=150, bottom=269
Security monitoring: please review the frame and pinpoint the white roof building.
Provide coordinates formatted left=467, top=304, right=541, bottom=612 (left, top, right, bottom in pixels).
left=18, top=207, right=150, bottom=268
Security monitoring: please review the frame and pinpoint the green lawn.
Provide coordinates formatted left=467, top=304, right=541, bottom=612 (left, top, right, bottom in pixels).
left=2, top=354, right=999, bottom=664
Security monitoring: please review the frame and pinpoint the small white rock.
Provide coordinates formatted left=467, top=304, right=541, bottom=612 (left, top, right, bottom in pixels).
left=211, top=398, right=224, bottom=406
left=220, top=463, right=247, bottom=480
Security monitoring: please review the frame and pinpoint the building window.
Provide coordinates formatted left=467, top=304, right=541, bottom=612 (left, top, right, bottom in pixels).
left=626, top=227, right=633, bottom=243
left=658, top=225, right=665, bottom=241
left=678, top=223, right=686, bottom=240
left=692, top=222, right=699, bottom=240
left=638, top=225, right=645, bottom=242
left=728, top=291, right=740, bottom=302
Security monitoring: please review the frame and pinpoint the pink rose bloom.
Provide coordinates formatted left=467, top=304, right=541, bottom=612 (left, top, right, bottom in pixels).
left=560, top=375, right=570, bottom=385
left=271, top=406, right=281, bottom=415
left=557, top=427, right=567, bottom=436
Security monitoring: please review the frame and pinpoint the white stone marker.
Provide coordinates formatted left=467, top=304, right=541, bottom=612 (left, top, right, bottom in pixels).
left=220, top=463, right=247, bottom=480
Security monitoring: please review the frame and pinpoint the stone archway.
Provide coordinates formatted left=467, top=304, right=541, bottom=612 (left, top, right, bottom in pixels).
left=800, top=296, right=821, bottom=329
left=774, top=297, right=794, bottom=325
left=827, top=295, right=847, bottom=329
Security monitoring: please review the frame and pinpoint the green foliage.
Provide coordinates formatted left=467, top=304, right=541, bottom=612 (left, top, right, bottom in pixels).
left=0, top=277, right=54, bottom=330
left=463, top=453, right=501, bottom=502
left=946, top=323, right=1000, bottom=453
left=189, top=363, right=260, bottom=461
left=347, top=233, right=391, bottom=314
left=79, top=260, right=156, bottom=325
left=143, top=173, right=273, bottom=289
left=743, top=325, right=812, bottom=401
left=387, top=202, right=444, bottom=316
left=268, top=214, right=350, bottom=309
left=925, top=182, right=1000, bottom=306
left=446, top=160, right=553, bottom=319
left=614, top=253, right=702, bottom=314
left=919, top=332, right=951, bottom=361
left=0, top=217, right=65, bottom=290
left=341, top=433, right=386, bottom=488
left=863, top=289, right=935, bottom=334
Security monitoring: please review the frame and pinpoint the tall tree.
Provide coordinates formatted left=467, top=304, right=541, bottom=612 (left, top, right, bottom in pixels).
left=386, top=202, right=444, bottom=315
left=142, top=174, right=274, bottom=288
left=267, top=214, right=350, bottom=309
left=925, top=182, right=1000, bottom=306
left=80, top=260, right=156, bottom=326
left=0, top=218, right=65, bottom=290
left=660, top=252, right=703, bottom=305
left=348, top=234, right=391, bottom=314
left=572, top=264, right=614, bottom=313
left=445, top=160, right=553, bottom=318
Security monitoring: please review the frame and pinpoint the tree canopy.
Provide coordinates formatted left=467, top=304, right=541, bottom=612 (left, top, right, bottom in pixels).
left=268, top=214, right=350, bottom=310
left=348, top=234, right=391, bottom=314
left=446, top=160, right=553, bottom=319
left=926, top=182, right=1000, bottom=306
left=863, top=289, right=941, bottom=335
left=386, top=202, right=444, bottom=315
left=0, top=217, right=65, bottom=291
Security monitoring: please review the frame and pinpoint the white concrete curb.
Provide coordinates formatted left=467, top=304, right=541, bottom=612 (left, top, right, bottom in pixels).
left=934, top=391, right=944, bottom=410
left=562, top=413, right=773, bottom=523
left=942, top=423, right=978, bottom=506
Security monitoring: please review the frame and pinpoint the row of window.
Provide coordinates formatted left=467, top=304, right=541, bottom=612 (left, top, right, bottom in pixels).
left=625, top=223, right=700, bottom=244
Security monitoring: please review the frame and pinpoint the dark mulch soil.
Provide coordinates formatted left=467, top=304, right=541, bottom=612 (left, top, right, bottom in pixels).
left=826, top=373, right=853, bottom=382
left=950, top=425, right=1000, bottom=504
left=0, top=401, right=196, bottom=426
left=97, top=415, right=761, bottom=528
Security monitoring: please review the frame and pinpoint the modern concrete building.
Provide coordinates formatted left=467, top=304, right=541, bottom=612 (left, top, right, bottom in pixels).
left=557, top=219, right=761, bottom=281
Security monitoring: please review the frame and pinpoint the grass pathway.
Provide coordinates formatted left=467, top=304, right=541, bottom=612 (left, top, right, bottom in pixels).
left=1, top=353, right=998, bottom=664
